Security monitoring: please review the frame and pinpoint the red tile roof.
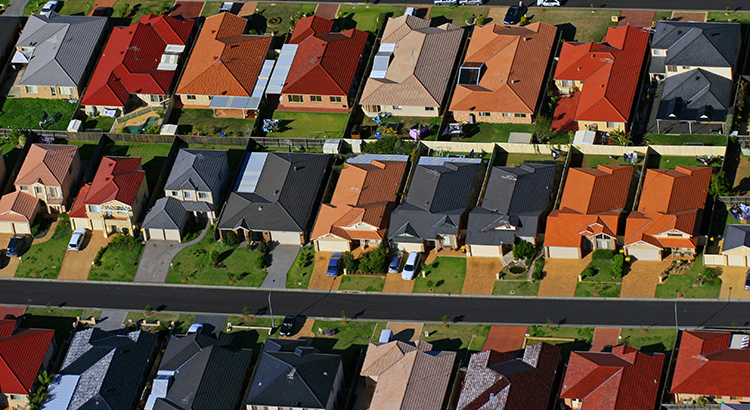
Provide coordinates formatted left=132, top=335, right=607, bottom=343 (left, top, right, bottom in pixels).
left=560, top=345, right=665, bottom=410
left=69, top=157, right=145, bottom=218
left=82, top=14, right=194, bottom=107
left=554, top=25, right=649, bottom=123
left=282, top=15, right=368, bottom=96
left=16, top=144, right=78, bottom=187
left=0, top=306, right=26, bottom=321
left=672, top=331, right=750, bottom=397
left=0, top=319, right=54, bottom=395
left=176, top=13, right=273, bottom=97
left=624, top=167, right=711, bottom=249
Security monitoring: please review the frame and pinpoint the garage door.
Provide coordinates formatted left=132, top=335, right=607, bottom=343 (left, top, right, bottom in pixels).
left=468, top=245, right=501, bottom=258
left=547, top=246, right=580, bottom=259
left=271, top=231, right=303, bottom=245
left=316, top=239, right=350, bottom=252
left=393, top=241, right=424, bottom=253
left=148, top=229, right=165, bottom=241
left=14, top=223, right=30, bottom=234
left=626, top=247, right=661, bottom=261
left=727, top=254, right=747, bottom=267
left=165, top=229, right=181, bottom=242
left=0, top=222, right=14, bottom=234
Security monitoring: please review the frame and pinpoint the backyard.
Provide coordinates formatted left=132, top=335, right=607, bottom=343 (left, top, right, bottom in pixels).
left=0, top=98, right=77, bottom=131
left=14, top=236, right=70, bottom=279
left=356, top=115, right=441, bottom=140
left=173, top=109, right=255, bottom=136
left=655, top=256, right=722, bottom=299
left=449, top=122, right=534, bottom=143
left=103, top=142, right=172, bottom=190
left=579, top=154, right=643, bottom=169
left=413, top=257, right=467, bottom=294
left=493, top=280, right=540, bottom=296
left=252, top=3, right=317, bottom=36
left=337, top=5, right=406, bottom=33
left=88, top=244, right=144, bottom=282
left=265, top=111, right=350, bottom=139
left=499, top=152, right=564, bottom=167
left=81, top=115, right=116, bottom=132
left=527, top=8, right=621, bottom=43
left=339, top=275, right=386, bottom=292
left=186, top=144, right=248, bottom=170
left=643, top=133, right=728, bottom=146
left=646, top=155, right=722, bottom=170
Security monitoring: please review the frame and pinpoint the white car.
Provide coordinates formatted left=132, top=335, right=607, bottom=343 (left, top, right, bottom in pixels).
left=433, top=0, right=457, bottom=5
left=537, top=0, right=561, bottom=6
left=401, top=252, right=421, bottom=280
left=187, top=323, right=204, bottom=335
left=459, top=0, right=485, bottom=4
left=40, top=0, right=58, bottom=16
left=68, top=228, right=87, bottom=251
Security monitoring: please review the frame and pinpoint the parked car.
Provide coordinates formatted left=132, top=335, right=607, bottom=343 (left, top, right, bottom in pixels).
left=504, top=5, right=526, bottom=25
left=388, top=255, right=402, bottom=274
left=40, top=0, right=58, bottom=16
left=401, top=252, right=421, bottom=280
left=68, top=228, right=87, bottom=251
left=536, top=0, right=560, bottom=6
left=279, top=315, right=295, bottom=337
left=433, top=0, right=457, bottom=4
left=6, top=234, right=28, bottom=258
left=327, top=252, right=342, bottom=277
left=745, top=271, right=750, bottom=290
left=459, top=0, right=485, bottom=5
left=187, top=323, right=204, bottom=335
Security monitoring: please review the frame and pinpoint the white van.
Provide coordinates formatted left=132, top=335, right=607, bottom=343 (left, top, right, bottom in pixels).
left=401, top=252, right=421, bottom=280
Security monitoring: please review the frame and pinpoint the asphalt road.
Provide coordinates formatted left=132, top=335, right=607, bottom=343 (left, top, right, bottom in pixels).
left=5, top=279, right=750, bottom=328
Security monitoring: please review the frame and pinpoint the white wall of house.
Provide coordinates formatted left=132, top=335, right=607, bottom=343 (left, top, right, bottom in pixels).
left=361, top=104, right=440, bottom=118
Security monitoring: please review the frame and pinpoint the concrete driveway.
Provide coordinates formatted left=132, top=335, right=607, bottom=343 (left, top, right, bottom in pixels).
left=621, top=260, right=672, bottom=298
left=719, top=266, right=750, bottom=299
left=261, top=244, right=299, bottom=289
left=383, top=273, right=414, bottom=293
left=538, top=256, right=591, bottom=297
left=58, top=233, right=112, bottom=280
left=134, top=224, right=208, bottom=283
left=192, top=314, right=225, bottom=335
left=4, top=0, right=31, bottom=16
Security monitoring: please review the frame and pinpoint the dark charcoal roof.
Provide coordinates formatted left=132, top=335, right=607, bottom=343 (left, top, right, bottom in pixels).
left=59, top=328, right=158, bottom=410
left=657, top=68, right=732, bottom=121
left=651, top=22, right=741, bottom=69
left=466, top=163, right=556, bottom=246
left=723, top=224, right=750, bottom=252
left=0, top=17, right=21, bottom=62
left=246, top=339, right=342, bottom=409
left=155, top=332, right=252, bottom=410
left=142, top=197, right=189, bottom=230
left=388, top=161, right=482, bottom=242
left=218, top=152, right=329, bottom=233
left=165, top=150, right=229, bottom=193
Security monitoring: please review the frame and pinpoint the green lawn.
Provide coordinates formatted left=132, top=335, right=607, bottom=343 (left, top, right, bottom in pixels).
left=174, top=314, right=196, bottom=334
left=104, top=142, right=172, bottom=190
left=0, top=98, right=77, bottom=131
left=581, top=154, right=642, bottom=169
left=88, top=245, right=144, bottom=282
left=457, top=123, right=534, bottom=142
left=81, top=116, right=116, bottom=132
left=619, top=328, right=677, bottom=353
left=428, top=6, right=489, bottom=27
left=422, top=324, right=490, bottom=365
left=500, top=152, right=563, bottom=167
left=266, top=111, right=350, bottom=139
left=173, top=109, right=255, bottom=136
left=0, top=138, right=21, bottom=174
left=225, top=316, right=273, bottom=354
left=64, top=141, right=99, bottom=162
left=339, top=275, right=385, bottom=292
left=286, top=247, right=313, bottom=289
left=581, top=259, right=623, bottom=283
left=359, top=115, right=441, bottom=140
left=15, top=236, right=70, bottom=279
left=130, top=1, right=173, bottom=22
left=253, top=2, right=318, bottom=36
left=653, top=11, right=672, bottom=21
left=655, top=256, right=721, bottom=299
left=167, top=235, right=268, bottom=287
left=82, top=309, right=103, bottom=320
left=528, top=8, right=620, bottom=43
left=23, top=308, right=83, bottom=345
left=311, top=319, right=386, bottom=380
left=707, top=11, right=750, bottom=24
left=200, top=1, right=221, bottom=17
left=493, top=280, right=540, bottom=296
left=647, top=155, right=721, bottom=170
left=526, top=325, right=593, bottom=360
left=644, top=133, right=728, bottom=146
left=413, top=257, right=466, bottom=294
left=337, top=5, right=405, bottom=33
left=575, top=282, right=622, bottom=298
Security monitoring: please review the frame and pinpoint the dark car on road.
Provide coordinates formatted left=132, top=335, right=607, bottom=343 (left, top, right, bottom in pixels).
left=6, top=234, right=27, bottom=257
left=279, top=315, right=295, bottom=337
left=504, top=5, right=526, bottom=25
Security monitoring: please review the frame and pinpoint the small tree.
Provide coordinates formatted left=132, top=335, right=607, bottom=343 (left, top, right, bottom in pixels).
left=612, top=254, right=625, bottom=279
left=358, top=254, right=372, bottom=274
left=255, top=253, right=267, bottom=270
left=709, top=172, right=731, bottom=199
left=242, top=306, right=252, bottom=319
left=342, top=251, right=358, bottom=273
left=512, top=239, right=535, bottom=261
left=702, top=267, right=718, bottom=283
left=368, top=247, right=388, bottom=274
left=340, top=310, right=348, bottom=323
left=533, top=258, right=545, bottom=281
left=222, top=231, right=239, bottom=247
left=17, top=134, right=26, bottom=149
left=209, top=250, right=219, bottom=265
left=46, top=302, right=52, bottom=312
left=145, top=305, right=153, bottom=312
left=442, top=315, right=450, bottom=328
left=475, top=14, right=485, bottom=25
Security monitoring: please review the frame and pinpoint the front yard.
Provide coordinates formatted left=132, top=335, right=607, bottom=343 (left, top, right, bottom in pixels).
left=574, top=282, right=622, bottom=298
left=0, top=98, right=77, bottom=131
left=528, top=8, right=620, bottom=43
left=413, top=257, right=466, bottom=294
left=422, top=323, right=490, bottom=365
left=88, top=244, right=144, bottom=282
left=23, top=307, right=84, bottom=345
left=619, top=328, right=677, bottom=353
left=15, top=236, right=70, bottom=279
left=655, top=256, right=721, bottom=299
left=526, top=325, right=594, bottom=359
left=253, top=3, right=317, bottom=36
left=339, top=275, right=385, bottom=292
left=286, top=246, right=313, bottom=289
left=265, top=111, right=350, bottom=139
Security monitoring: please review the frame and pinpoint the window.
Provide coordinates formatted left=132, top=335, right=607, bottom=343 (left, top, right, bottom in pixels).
left=653, top=49, right=665, bottom=56
left=50, top=87, right=56, bottom=96
left=184, top=191, right=193, bottom=199
left=425, top=107, right=435, bottom=111
left=59, top=87, right=73, bottom=95
left=34, top=186, right=43, bottom=195
left=9, top=394, right=24, bottom=401
left=392, top=105, right=402, bottom=110
left=667, top=66, right=677, bottom=72
left=514, top=113, right=527, bottom=118
left=364, top=105, right=381, bottom=113
left=560, top=80, right=575, bottom=88
left=20, top=47, right=34, bottom=52
left=667, top=233, right=682, bottom=237
left=25, top=85, right=37, bottom=94
left=606, top=121, right=617, bottom=128
left=310, top=95, right=322, bottom=102
left=186, top=95, right=196, bottom=100
left=502, top=112, right=511, bottom=117
left=198, top=192, right=209, bottom=199
left=88, top=205, right=101, bottom=212
left=288, top=95, right=304, bottom=103
left=49, top=187, right=59, bottom=198
left=19, top=186, right=28, bottom=191
left=171, top=191, right=180, bottom=197
left=160, top=53, right=179, bottom=65
left=681, top=66, right=690, bottom=69
left=330, top=96, right=342, bottom=103
left=479, top=112, right=491, bottom=117
left=149, top=95, right=162, bottom=103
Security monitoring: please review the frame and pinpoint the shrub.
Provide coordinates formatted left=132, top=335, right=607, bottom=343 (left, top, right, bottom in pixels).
left=361, top=135, right=417, bottom=155
left=512, top=239, right=535, bottom=261
left=52, top=214, right=72, bottom=240
left=93, top=247, right=107, bottom=266
left=255, top=254, right=267, bottom=270
left=342, top=251, right=358, bottom=273
left=17, top=134, right=26, bottom=149
left=702, top=267, right=718, bottom=283
left=358, top=254, right=372, bottom=274
left=6, top=129, right=21, bottom=147
left=257, top=239, right=268, bottom=257
left=532, top=258, right=544, bottom=281
left=519, top=16, right=529, bottom=26
left=367, top=247, right=388, bottom=274
left=209, top=250, right=219, bottom=265
left=581, top=266, right=595, bottom=278
left=709, top=172, right=731, bottom=199
left=475, top=15, right=485, bottom=25
left=612, top=254, right=625, bottom=279
left=222, top=231, right=239, bottom=247
left=145, top=304, right=152, bottom=312
left=242, top=306, right=252, bottom=317
left=110, top=234, right=141, bottom=249
left=592, top=249, right=615, bottom=260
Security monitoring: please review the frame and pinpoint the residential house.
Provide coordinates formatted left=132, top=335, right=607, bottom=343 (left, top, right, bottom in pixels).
left=624, top=166, right=712, bottom=261
left=246, top=339, right=344, bottom=410
left=175, top=12, right=273, bottom=119
left=0, top=17, right=22, bottom=81
left=70, top=156, right=148, bottom=237
left=560, top=345, right=665, bottom=410
left=217, top=152, right=328, bottom=245
left=0, top=192, right=41, bottom=234
left=41, top=328, right=158, bottom=410
left=654, top=69, right=732, bottom=133
left=456, top=343, right=561, bottom=410
left=360, top=340, right=456, bottom=410
left=145, top=331, right=253, bottom=410
left=0, top=319, right=55, bottom=410
left=553, top=25, right=649, bottom=132
left=449, top=22, right=557, bottom=124
left=81, top=14, right=195, bottom=117
left=13, top=14, right=107, bottom=99
left=388, top=157, right=484, bottom=253
left=720, top=224, right=750, bottom=266
left=143, top=149, right=230, bottom=241
left=466, top=163, right=557, bottom=258
left=545, top=165, right=634, bottom=259
left=272, top=15, right=368, bottom=113
left=311, top=154, right=409, bottom=252
left=359, top=15, right=463, bottom=117
left=15, top=144, right=82, bottom=213
left=671, top=330, right=750, bottom=404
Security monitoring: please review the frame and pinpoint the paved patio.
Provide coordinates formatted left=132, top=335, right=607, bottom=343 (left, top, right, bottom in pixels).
left=463, top=258, right=502, bottom=295
left=307, top=252, right=342, bottom=290
left=383, top=273, right=415, bottom=293
left=483, top=325, right=528, bottom=355
left=590, top=327, right=621, bottom=352
left=387, top=322, right=423, bottom=342
left=537, top=256, right=591, bottom=297
left=133, top=224, right=209, bottom=283
left=58, top=233, right=112, bottom=281
left=617, top=10, right=655, bottom=28
left=620, top=260, right=672, bottom=298
left=718, top=266, right=750, bottom=299
left=238, top=1, right=257, bottom=17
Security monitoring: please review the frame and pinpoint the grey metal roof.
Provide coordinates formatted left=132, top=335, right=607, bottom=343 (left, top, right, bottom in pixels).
left=388, top=161, right=482, bottom=242
left=246, top=339, right=342, bottom=409
left=466, top=163, right=557, bottom=246
left=651, top=22, right=741, bottom=69
left=722, top=224, right=750, bottom=252
left=17, top=14, right=107, bottom=87
left=165, top=149, right=229, bottom=193
left=143, top=197, right=189, bottom=230
left=657, top=68, right=732, bottom=122
left=218, top=152, right=329, bottom=233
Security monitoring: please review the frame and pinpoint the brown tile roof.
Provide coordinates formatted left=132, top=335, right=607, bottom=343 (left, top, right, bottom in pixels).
left=361, top=340, right=432, bottom=377
left=311, top=160, right=407, bottom=242
left=450, top=23, right=557, bottom=115
left=360, top=15, right=463, bottom=108
left=176, top=13, right=272, bottom=96
left=16, top=144, right=78, bottom=187
left=0, top=191, right=39, bottom=223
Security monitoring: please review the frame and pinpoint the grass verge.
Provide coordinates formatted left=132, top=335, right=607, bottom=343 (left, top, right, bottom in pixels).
left=287, top=246, right=313, bottom=289
left=339, top=275, right=385, bottom=292
left=574, top=282, right=621, bottom=298
left=493, top=280, right=540, bottom=296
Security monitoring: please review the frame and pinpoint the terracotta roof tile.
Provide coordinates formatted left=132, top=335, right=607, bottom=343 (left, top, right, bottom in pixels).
left=0, top=191, right=39, bottom=223
left=450, top=23, right=557, bottom=115
left=16, top=144, right=78, bottom=187
left=69, top=157, right=145, bottom=217
left=0, top=319, right=54, bottom=395
left=672, top=331, right=750, bottom=397
left=361, top=340, right=432, bottom=377
left=176, top=13, right=272, bottom=96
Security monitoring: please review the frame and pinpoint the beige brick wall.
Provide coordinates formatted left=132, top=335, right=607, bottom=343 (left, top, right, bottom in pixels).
left=361, top=104, right=440, bottom=118
left=554, top=79, right=584, bottom=95
left=178, top=94, right=212, bottom=108
left=279, top=94, right=350, bottom=111
left=453, top=110, right=532, bottom=124
left=20, top=85, right=80, bottom=99
left=578, top=121, right=627, bottom=132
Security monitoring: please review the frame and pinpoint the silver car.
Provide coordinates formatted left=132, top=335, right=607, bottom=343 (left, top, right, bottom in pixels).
left=68, top=228, right=87, bottom=251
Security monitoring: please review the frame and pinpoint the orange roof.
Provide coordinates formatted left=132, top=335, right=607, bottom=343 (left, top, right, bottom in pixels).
left=0, top=192, right=39, bottom=223
left=449, top=22, right=557, bottom=115
left=311, top=160, right=407, bottom=242
left=554, top=25, right=649, bottom=123
left=15, top=144, right=78, bottom=187
left=624, top=167, right=711, bottom=249
left=176, top=13, right=272, bottom=96
left=545, top=165, right=633, bottom=248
